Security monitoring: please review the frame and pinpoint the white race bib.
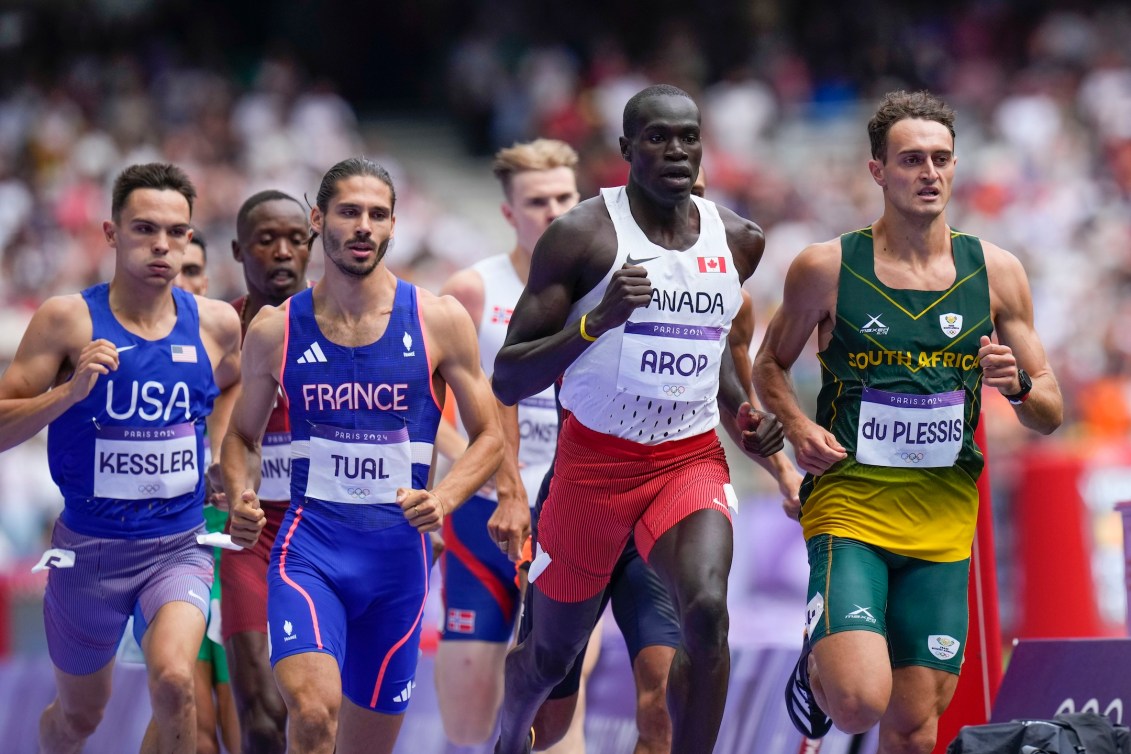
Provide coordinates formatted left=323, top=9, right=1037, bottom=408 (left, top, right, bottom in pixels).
left=304, top=424, right=411, bottom=505
left=616, top=320, right=724, bottom=402
left=94, top=423, right=198, bottom=500
left=258, top=431, right=292, bottom=501
left=856, top=387, right=965, bottom=468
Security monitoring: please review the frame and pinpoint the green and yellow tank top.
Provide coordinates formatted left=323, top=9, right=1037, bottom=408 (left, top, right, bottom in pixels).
left=800, top=227, right=992, bottom=562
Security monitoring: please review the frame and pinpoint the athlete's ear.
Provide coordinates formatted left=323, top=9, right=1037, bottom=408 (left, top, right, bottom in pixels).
left=310, top=206, right=323, bottom=235
left=867, top=158, right=886, bottom=188
left=231, top=239, right=243, bottom=263
left=103, top=220, right=116, bottom=247
left=618, top=136, right=631, bottom=162
left=500, top=201, right=517, bottom=230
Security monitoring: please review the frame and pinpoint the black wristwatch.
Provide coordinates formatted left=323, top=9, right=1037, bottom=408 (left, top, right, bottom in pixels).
left=1004, top=368, right=1032, bottom=405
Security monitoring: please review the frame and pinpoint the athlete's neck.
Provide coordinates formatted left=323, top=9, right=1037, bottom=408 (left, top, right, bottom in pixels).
left=106, top=276, right=178, bottom=336
left=624, top=182, right=699, bottom=251
left=244, top=285, right=304, bottom=323
left=872, top=213, right=951, bottom=264
left=508, top=244, right=531, bottom=285
left=317, top=263, right=397, bottom=323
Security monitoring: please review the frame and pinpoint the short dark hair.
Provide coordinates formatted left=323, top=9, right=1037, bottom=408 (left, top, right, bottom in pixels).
left=868, top=90, right=956, bottom=161
left=187, top=229, right=207, bottom=260
left=236, top=190, right=304, bottom=240
left=111, top=163, right=196, bottom=221
left=309, top=157, right=396, bottom=249
left=623, top=84, right=694, bottom=139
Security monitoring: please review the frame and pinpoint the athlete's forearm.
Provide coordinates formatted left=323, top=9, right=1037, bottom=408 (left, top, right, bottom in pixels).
left=493, top=327, right=591, bottom=406
left=752, top=354, right=812, bottom=443
left=206, top=382, right=239, bottom=462
left=0, top=387, right=79, bottom=453
left=220, top=429, right=262, bottom=501
left=433, top=428, right=505, bottom=515
left=492, top=402, right=526, bottom=506
left=1010, top=372, right=1063, bottom=435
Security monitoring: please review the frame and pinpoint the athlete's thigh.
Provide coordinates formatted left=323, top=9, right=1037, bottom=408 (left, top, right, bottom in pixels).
left=340, top=526, right=430, bottom=715
left=887, top=556, right=970, bottom=673
left=805, top=534, right=890, bottom=646
left=266, top=516, right=348, bottom=671
left=440, top=495, right=521, bottom=643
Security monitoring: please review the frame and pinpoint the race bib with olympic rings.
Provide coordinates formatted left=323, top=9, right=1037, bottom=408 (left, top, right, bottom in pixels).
left=304, top=424, right=411, bottom=505
left=855, top=386, right=964, bottom=469
left=93, top=423, right=198, bottom=500
left=616, top=320, right=724, bottom=403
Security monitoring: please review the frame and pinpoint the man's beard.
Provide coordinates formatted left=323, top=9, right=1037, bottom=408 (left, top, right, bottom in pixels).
left=325, top=230, right=390, bottom=278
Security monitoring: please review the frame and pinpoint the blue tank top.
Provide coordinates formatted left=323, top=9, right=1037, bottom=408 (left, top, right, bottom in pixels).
left=48, top=283, right=218, bottom=538
left=281, top=282, right=441, bottom=530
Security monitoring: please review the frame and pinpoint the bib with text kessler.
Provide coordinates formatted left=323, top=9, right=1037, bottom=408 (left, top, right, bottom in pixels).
left=304, top=424, right=411, bottom=505
left=257, top=431, right=292, bottom=501
left=616, top=321, right=724, bottom=402
left=93, top=423, right=198, bottom=499
left=855, top=386, right=965, bottom=468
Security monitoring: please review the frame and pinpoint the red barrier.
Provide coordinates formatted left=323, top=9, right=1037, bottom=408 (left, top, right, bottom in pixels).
left=1013, top=447, right=1116, bottom=639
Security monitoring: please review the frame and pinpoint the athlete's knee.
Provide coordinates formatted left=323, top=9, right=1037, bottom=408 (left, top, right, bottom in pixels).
left=442, top=711, right=498, bottom=747
left=880, top=723, right=938, bottom=754
left=47, top=699, right=105, bottom=741
left=287, top=699, right=338, bottom=748
left=149, top=665, right=196, bottom=717
left=635, top=684, right=672, bottom=749
left=824, top=687, right=886, bottom=735
left=679, top=587, right=729, bottom=658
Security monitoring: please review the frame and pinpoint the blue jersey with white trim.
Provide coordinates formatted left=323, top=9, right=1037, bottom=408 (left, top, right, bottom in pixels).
left=281, top=282, right=441, bottom=530
left=47, top=283, right=218, bottom=538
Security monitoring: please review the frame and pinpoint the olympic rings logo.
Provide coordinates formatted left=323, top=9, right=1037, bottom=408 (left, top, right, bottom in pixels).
left=137, top=483, right=161, bottom=495
left=663, top=385, right=687, bottom=397
left=346, top=487, right=371, bottom=498
left=898, top=452, right=925, bottom=463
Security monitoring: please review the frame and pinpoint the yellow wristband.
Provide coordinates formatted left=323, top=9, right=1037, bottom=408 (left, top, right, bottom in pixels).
left=579, top=313, right=598, bottom=342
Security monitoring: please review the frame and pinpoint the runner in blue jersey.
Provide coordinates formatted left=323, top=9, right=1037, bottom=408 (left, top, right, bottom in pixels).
left=222, top=157, right=504, bottom=754
left=0, top=162, right=242, bottom=754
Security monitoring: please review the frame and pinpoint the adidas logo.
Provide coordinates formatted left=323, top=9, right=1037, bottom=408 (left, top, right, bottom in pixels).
left=392, top=681, right=414, bottom=703
left=297, top=341, right=328, bottom=364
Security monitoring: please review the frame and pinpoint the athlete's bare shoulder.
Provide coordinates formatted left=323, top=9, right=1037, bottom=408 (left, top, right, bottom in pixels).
left=715, top=203, right=766, bottom=281
left=196, top=295, right=241, bottom=347
left=416, top=286, right=479, bottom=362
left=529, top=194, right=617, bottom=298
left=34, top=293, right=93, bottom=342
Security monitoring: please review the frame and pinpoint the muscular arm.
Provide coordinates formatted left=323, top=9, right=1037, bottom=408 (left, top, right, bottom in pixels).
left=752, top=241, right=848, bottom=476
left=404, top=297, right=504, bottom=527
left=0, top=296, right=117, bottom=452
left=981, top=244, right=1063, bottom=435
left=723, top=290, right=804, bottom=515
left=199, top=297, right=242, bottom=463
left=441, top=265, right=528, bottom=556
left=220, top=306, right=284, bottom=547
left=493, top=201, right=647, bottom=405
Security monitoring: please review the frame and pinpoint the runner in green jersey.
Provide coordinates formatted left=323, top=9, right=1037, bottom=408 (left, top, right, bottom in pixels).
left=753, top=90, right=1063, bottom=754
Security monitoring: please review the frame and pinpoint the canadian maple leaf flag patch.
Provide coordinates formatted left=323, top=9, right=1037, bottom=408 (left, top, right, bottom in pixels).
left=697, top=256, right=727, bottom=273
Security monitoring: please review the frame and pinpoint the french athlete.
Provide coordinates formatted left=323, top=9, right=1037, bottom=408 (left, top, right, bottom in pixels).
left=0, top=163, right=242, bottom=754
left=222, top=157, right=504, bottom=754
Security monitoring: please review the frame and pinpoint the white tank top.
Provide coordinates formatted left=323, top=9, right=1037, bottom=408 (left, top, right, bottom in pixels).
left=459, top=254, right=558, bottom=505
left=559, top=187, right=741, bottom=445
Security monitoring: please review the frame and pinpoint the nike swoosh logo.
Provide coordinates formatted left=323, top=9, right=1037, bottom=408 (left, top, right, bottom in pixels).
left=115, top=344, right=137, bottom=353
left=187, top=589, right=207, bottom=605
left=625, top=255, right=659, bottom=266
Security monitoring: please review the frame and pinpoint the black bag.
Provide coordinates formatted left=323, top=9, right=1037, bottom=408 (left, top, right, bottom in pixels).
left=946, top=712, right=1131, bottom=753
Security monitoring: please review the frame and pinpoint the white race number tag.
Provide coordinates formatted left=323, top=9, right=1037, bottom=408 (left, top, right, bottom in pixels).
left=856, top=387, right=964, bottom=468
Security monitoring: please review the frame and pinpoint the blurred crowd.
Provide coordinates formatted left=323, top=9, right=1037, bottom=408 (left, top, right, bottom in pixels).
left=0, top=1, right=1130, bottom=571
